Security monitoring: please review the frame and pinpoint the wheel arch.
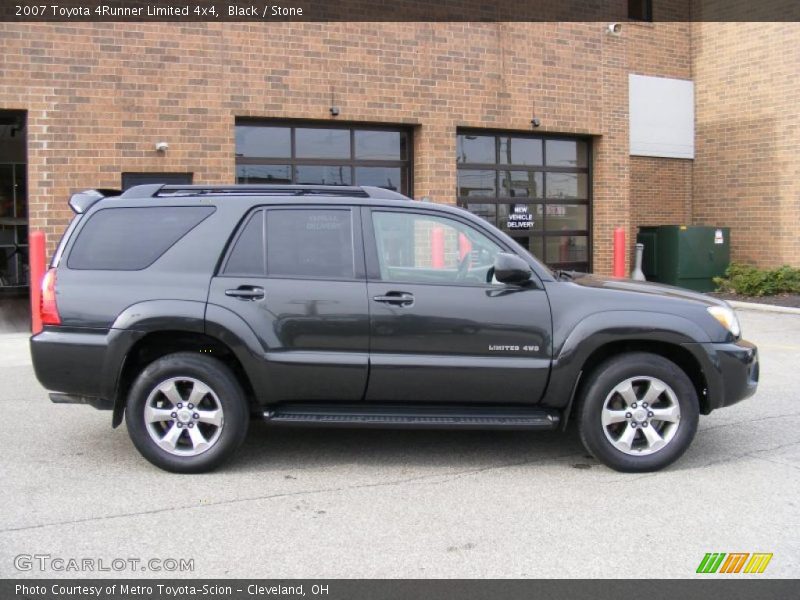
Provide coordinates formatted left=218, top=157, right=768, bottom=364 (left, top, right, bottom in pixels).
left=548, top=311, right=713, bottom=426
left=112, top=330, right=258, bottom=428
left=573, top=340, right=709, bottom=416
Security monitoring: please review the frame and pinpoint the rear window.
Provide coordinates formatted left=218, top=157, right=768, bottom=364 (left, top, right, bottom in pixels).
left=67, top=206, right=215, bottom=270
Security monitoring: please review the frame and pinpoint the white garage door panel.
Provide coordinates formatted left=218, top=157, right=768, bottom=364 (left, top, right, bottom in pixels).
left=629, top=74, right=695, bottom=159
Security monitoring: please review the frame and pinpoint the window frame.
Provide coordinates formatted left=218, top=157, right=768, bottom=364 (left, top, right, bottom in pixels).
left=218, top=205, right=366, bottom=282
left=235, top=120, right=413, bottom=196
left=362, top=206, right=523, bottom=289
left=456, top=129, right=592, bottom=272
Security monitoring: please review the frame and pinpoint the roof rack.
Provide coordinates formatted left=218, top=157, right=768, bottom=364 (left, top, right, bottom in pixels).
left=119, top=184, right=411, bottom=201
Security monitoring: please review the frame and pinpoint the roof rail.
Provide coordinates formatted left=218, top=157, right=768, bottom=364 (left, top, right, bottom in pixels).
left=359, top=186, right=410, bottom=201
left=119, top=184, right=412, bottom=201
left=68, top=189, right=121, bottom=214
left=119, top=184, right=164, bottom=198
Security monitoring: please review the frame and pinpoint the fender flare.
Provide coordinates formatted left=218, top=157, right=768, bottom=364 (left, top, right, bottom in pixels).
left=107, top=300, right=267, bottom=427
left=542, top=310, right=711, bottom=410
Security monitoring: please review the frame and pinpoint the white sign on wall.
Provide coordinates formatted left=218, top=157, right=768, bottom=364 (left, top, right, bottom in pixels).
left=629, top=74, right=695, bottom=159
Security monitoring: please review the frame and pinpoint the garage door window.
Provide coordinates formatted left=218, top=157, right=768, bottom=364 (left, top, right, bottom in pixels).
left=457, top=132, right=591, bottom=272
left=236, top=122, right=412, bottom=195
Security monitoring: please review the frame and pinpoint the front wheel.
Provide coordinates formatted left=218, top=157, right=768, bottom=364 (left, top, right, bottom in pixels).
left=577, top=352, right=699, bottom=472
left=125, top=352, right=249, bottom=473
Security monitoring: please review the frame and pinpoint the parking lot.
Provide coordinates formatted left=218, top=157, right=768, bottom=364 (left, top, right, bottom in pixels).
left=0, top=308, right=798, bottom=579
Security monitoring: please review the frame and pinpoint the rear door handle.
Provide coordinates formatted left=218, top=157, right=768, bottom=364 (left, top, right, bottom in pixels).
left=225, top=286, right=265, bottom=300
left=372, top=292, right=415, bottom=307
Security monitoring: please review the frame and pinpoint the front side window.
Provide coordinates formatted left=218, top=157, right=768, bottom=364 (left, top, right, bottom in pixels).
left=371, top=211, right=502, bottom=285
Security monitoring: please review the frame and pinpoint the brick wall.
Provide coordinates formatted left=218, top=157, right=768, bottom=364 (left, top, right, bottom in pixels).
left=692, top=22, right=800, bottom=268
left=0, top=21, right=692, bottom=273
left=629, top=156, right=692, bottom=250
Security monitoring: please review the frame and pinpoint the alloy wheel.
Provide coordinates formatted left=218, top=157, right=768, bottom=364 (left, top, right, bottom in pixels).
left=601, top=376, right=681, bottom=456
left=144, top=377, right=224, bottom=456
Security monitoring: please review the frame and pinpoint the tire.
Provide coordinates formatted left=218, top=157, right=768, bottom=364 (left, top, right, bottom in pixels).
left=125, top=352, right=249, bottom=473
left=577, top=352, right=699, bottom=473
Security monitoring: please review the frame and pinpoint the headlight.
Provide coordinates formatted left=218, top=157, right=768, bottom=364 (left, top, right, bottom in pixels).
left=707, top=305, right=741, bottom=337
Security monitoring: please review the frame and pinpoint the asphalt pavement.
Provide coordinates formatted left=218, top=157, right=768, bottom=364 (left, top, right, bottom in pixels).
left=0, top=309, right=798, bottom=578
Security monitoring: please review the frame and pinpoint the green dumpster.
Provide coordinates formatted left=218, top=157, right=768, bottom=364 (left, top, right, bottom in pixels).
left=636, top=225, right=730, bottom=292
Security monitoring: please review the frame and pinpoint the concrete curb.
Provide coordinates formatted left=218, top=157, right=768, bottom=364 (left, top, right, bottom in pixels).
left=727, top=300, right=800, bottom=315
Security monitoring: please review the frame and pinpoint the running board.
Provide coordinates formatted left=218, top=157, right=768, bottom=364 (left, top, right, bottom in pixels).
left=263, top=404, right=560, bottom=430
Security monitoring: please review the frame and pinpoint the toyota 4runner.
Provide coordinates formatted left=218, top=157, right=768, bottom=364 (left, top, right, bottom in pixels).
left=30, top=185, right=759, bottom=473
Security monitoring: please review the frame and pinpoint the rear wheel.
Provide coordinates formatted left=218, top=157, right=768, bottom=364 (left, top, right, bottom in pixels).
left=125, top=352, right=249, bottom=473
left=577, top=352, right=699, bottom=472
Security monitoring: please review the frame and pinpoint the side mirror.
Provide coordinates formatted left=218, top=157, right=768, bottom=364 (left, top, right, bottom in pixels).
left=493, top=252, right=532, bottom=285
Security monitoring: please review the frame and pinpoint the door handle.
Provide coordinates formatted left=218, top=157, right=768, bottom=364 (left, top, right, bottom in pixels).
left=225, top=286, right=265, bottom=300
left=372, top=292, right=414, bottom=306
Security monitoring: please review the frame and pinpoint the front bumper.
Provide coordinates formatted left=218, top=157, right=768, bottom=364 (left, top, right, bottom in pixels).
left=684, top=339, right=759, bottom=413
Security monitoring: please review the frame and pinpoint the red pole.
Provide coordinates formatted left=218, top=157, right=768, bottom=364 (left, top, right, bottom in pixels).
left=430, top=226, right=445, bottom=269
left=29, top=231, right=46, bottom=334
left=458, top=232, right=472, bottom=261
left=613, top=227, right=626, bottom=278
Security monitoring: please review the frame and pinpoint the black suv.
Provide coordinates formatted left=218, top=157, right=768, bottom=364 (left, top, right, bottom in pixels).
left=31, top=184, right=759, bottom=473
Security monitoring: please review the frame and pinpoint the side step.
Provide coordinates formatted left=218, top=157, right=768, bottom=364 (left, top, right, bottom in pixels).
left=263, top=404, right=560, bottom=430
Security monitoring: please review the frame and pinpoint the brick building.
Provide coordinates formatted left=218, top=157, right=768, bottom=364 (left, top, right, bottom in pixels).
left=0, top=15, right=797, bottom=327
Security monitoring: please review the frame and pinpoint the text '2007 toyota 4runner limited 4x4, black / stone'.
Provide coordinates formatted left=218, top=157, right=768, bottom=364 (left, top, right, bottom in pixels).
left=30, top=184, right=759, bottom=473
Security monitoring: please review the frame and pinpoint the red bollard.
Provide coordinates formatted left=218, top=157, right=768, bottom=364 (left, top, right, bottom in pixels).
left=613, top=227, right=626, bottom=278
left=458, top=232, right=472, bottom=261
left=29, top=231, right=47, bottom=334
left=430, top=226, right=445, bottom=269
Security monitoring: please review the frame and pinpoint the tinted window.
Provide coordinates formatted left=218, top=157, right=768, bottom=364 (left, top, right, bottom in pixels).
left=628, top=0, right=652, bottom=21
left=235, top=122, right=412, bottom=196
left=295, top=165, right=352, bottom=186
left=457, top=170, right=496, bottom=197
left=295, top=128, right=350, bottom=159
left=355, top=166, right=404, bottom=191
left=545, top=140, right=588, bottom=167
left=235, top=164, right=291, bottom=184
left=456, top=131, right=591, bottom=273
left=121, top=172, right=193, bottom=191
left=500, top=171, right=543, bottom=198
left=354, top=130, right=405, bottom=160
left=545, top=172, right=589, bottom=199
left=235, top=126, right=291, bottom=158
left=224, top=211, right=265, bottom=276
left=499, top=137, right=542, bottom=166
left=266, top=210, right=354, bottom=279
left=457, top=135, right=495, bottom=164
left=68, top=206, right=214, bottom=270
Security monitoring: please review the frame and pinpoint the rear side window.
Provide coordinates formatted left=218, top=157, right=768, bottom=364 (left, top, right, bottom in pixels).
left=67, top=206, right=215, bottom=270
left=224, top=211, right=265, bottom=276
left=267, top=209, right=354, bottom=279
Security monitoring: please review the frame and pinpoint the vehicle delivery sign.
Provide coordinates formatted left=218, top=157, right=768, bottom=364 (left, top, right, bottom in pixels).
left=508, top=205, right=534, bottom=230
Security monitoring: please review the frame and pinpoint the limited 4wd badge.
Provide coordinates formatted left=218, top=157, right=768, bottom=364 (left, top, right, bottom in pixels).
left=489, top=345, right=540, bottom=352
